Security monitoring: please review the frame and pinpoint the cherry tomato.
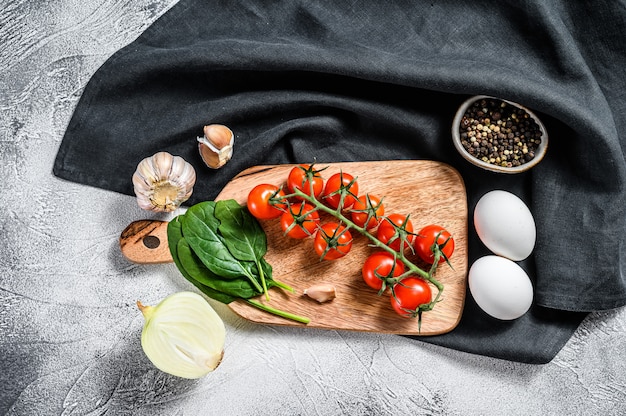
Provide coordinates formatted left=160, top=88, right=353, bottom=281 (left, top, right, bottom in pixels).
left=323, top=172, right=358, bottom=209
left=280, top=202, right=320, bottom=239
left=247, top=184, right=286, bottom=220
left=390, top=277, right=432, bottom=318
left=313, top=222, right=353, bottom=260
left=287, top=164, right=324, bottom=200
left=414, top=225, right=455, bottom=264
left=362, top=251, right=405, bottom=291
left=377, top=214, right=415, bottom=251
left=351, top=194, right=384, bottom=230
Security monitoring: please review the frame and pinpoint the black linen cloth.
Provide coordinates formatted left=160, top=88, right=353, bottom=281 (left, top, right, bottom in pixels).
left=54, top=0, right=626, bottom=364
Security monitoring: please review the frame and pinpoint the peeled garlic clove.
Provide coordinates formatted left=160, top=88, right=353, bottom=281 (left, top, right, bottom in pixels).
left=132, top=151, right=196, bottom=212
left=304, top=284, right=337, bottom=303
left=137, top=291, right=225, bottom=379
left=198, top=124, right=234, bottom=169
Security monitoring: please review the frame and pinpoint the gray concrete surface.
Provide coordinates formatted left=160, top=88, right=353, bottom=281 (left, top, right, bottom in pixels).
left=1, top=1, right=626, bottom=415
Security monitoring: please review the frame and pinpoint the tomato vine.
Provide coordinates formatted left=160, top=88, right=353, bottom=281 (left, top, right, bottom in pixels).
left=277, top=177, right=447, bottom=327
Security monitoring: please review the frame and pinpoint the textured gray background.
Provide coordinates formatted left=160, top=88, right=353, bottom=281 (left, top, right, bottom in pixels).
left=1, top=1, right=626, bottom=415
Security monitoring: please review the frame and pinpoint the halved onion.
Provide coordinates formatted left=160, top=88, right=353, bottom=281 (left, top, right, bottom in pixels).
left=137, top=291, right=225, bottom=379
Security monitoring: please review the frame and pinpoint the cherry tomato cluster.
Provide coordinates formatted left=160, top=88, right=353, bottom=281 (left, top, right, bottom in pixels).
left=363, top=217, right=455, bottom=319
left=246, top=163, right=455, bottom=320
left=247, top=164, right=364, bottom=261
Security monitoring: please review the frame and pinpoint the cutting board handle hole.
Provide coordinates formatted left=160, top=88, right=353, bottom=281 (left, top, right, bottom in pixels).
left=143, top=235, right=161, bottom=249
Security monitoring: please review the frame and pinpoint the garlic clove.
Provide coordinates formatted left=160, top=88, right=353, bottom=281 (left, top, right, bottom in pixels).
left=132, top=151, right=196, bottom=212
left=198, top=124, right=234, bottom=169
left=138, top=291, right=226, bottom=379
left=304, top=283, right=337, bottom=303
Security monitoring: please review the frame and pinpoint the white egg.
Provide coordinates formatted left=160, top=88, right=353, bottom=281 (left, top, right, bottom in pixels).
left=468, top=255, right=534, bottom=320
left=474, top=190, right=536, bottom=261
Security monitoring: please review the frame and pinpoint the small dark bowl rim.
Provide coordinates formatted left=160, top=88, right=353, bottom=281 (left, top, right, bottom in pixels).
left=452, top=95, right=549, bottom=174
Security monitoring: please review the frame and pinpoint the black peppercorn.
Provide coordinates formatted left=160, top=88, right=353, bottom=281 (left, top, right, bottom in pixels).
left=458, top=98, right=543, bottom=168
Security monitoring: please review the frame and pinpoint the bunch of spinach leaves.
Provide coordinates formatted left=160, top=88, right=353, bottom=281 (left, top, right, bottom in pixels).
left=167, top=199, right=310, bottom=324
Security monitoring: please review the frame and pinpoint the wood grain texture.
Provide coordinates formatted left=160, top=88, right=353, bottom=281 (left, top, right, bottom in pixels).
left=220, top=160, right=468, bottom=335
left=119, top=160, right=468, bottom=335
left=120, top=219, right=172, bottom=264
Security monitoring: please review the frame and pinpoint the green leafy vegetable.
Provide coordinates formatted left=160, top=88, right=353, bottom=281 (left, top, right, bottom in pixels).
left=167, top=216, right=235, bottom=304
left=168, top=200, right=309, bottom=324
left=177, top=239, right=259, bottom=299
left=215, top=199, right=267, bottom=261
left=182, top=203, right=261, bottom=288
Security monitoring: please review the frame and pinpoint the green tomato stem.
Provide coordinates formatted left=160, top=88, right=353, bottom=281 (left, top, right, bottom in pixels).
left=284, top=187, right=445, bottom=316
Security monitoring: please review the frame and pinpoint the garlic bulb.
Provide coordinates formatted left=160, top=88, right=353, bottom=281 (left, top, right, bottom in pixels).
left=197, top=124, right=234, bottom=169
left=132, top=151, right=196, bottom=212
left=137, top=291, right=226, bottom=379
left=304, top=284, right=337, bottom=303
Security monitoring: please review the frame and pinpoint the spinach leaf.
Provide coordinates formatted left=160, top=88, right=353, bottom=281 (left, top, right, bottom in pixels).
left=177, top=238, right=259, bottom=299
left=167, top=216, right=193, bottom=281
left=166, top=199, right=309, bottom=324
left=182, top=202, right=263, bottom=292
left=167, top=217, right=236, bottom=304
left=215, top=199, right=267, bottom=262
left=214, top=199, right=271, bottom=297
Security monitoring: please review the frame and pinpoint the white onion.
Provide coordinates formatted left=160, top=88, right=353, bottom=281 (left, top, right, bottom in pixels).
left=137, top=291, right=225, bottom=379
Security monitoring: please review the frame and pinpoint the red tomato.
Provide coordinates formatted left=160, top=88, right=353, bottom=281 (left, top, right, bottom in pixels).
left=390, top=277, right=432, bottom=318
left=313, top=222, right=353, bottom=260
left=247, top=184, right=287, bottom=220
left=351, top=194, right=384, bottom=230
left=287, top=164, right=324, bottom=200
left=377, top=214, right=415, bottom=251
left=362, top=251, right=405, bottom=291
left=414, top=225, right=455, bottom=264
left=280, top=202, right=320, bottom=239
left=323, top=172, right=358, bottom=209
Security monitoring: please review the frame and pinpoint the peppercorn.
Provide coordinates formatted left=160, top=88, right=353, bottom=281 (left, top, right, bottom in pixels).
left=458, top=98, right=543, bottom=168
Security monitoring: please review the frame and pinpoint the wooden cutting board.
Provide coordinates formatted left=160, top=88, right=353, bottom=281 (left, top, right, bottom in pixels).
left=120, top=160, right=468, bottom=336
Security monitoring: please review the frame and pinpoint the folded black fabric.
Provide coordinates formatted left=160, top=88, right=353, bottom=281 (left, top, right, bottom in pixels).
left=53, top=0, right=626, bottom=364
